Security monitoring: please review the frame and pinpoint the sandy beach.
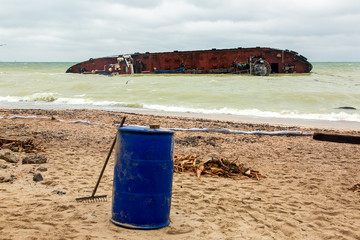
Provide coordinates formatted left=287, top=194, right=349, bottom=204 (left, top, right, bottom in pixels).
left=1, top=108, right=360, bottom=240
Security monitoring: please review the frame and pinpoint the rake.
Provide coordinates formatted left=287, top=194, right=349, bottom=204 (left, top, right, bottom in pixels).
left=76, top=117, right=126, bottom=203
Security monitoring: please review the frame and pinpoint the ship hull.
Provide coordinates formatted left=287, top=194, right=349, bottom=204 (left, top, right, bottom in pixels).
left=66, top=47, right=312, bottom=76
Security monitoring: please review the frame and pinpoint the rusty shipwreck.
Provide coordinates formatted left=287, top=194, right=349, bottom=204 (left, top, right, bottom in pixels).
left=66, top=47, right=312, bottom=76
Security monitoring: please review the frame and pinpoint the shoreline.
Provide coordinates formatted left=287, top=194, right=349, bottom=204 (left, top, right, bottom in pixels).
left=117, top=108, right=360, bottom=130
left=1, top=104, right=359, bottom=131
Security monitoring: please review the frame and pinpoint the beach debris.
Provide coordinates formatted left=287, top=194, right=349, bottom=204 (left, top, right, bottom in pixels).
left=313, top=133, right=360, bottom=145
left=170, top=127, right=313, bottom=136
left=174, top=154, right=265, bottom=180
left=0, top=136, right=43, bottom=153
left=336, top=106, right=357, bottom=110
left=33, top=173, right=43, bottom=182
left=52, top=190, right=66, bottom=195
left=0, top=174, right=16, bottom=183
left=0, top=149, right=20, bottom=163
left=9, top=115, right=39, bottom=119
left=22, top=155, right=47, bottom=164
left=349, top=184, right=360, bottom=192
left=37, top=166, right=48, bottom=172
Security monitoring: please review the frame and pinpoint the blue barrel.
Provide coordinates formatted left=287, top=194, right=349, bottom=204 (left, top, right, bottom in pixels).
left=111, top=125, right=175, bottom=229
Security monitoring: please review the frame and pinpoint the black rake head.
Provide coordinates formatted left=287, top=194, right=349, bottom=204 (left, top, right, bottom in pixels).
left=76, top=195, right=107, bottom=203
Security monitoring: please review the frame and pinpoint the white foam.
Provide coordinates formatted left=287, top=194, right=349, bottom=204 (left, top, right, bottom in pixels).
left=0, top=96, right=28, bottom=102
left=30, top=92, right=59, bottom=102
left=1, top=96, right=359, bottom=123
left=142, top=104, right=360, bottom=123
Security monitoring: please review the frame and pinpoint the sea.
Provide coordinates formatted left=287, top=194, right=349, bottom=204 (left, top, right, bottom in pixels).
left=0, top=62, right=359, bottom=128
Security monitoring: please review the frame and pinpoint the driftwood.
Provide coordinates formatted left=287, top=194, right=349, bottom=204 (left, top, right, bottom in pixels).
left=174, top=154, right=265, bottom=180
left=0, top=136, right=43, bottom=153
left=349, top=184, right=360, bottom=192
left=313, top=133, right=360, bottom=144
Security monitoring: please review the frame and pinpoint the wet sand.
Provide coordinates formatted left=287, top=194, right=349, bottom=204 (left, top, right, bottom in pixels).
left=1, top=108, right=360, bottom=240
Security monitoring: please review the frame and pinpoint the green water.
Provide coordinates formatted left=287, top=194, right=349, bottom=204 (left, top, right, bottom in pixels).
left=0, top=62, right=359, bottom=124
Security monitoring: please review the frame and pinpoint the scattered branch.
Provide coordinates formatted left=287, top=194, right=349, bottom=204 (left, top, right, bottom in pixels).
left=174, top=154, right=265, bottom=180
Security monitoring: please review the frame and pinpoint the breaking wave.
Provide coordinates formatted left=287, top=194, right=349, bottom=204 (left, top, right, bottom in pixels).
left=0, top=95, right=144, bottom=109
left=0, top=95, right=359, bottom=123
left=31, top=93, right=59, bottom=102
left=0, top=94, right=359, bottom=123
left=142, top=104, right=360, bottom=122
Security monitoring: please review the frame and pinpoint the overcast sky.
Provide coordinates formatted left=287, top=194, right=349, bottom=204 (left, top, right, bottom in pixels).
left=1, top=0, right=360, bottom=62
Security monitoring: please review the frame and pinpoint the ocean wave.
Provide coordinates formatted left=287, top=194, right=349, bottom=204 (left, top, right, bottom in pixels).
left=0, top=96, right=24, bottom=102
left=142, top=104, right=360, bottom=122
left=31, top=93, right=59, bottom=102
left=0, top=95, right=359, bottom=122
left=123, top=103, right=144, bottom=108
left=0, top=93, right=59, bottom=103
left=0, top=95, right=144, bottom=108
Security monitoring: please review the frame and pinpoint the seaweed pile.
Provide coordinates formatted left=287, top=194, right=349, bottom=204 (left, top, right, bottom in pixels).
left=0, top=136, right=43, bottom=153
left=174, top=154, right=265, bottom=180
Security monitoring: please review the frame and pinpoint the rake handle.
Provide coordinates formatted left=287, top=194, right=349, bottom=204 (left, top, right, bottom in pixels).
left=91, top=116, right=126, bottom=197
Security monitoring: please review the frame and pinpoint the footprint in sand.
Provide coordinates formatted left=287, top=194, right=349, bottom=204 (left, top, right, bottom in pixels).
left=166, top=224, right=193, bottom=235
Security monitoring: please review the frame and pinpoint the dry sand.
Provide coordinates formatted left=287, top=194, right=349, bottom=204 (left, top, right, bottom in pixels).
left=1, top=108, right=360, bottom=240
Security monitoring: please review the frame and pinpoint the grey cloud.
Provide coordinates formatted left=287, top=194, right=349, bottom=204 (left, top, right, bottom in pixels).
left=0, top=0, right=360, bottom=61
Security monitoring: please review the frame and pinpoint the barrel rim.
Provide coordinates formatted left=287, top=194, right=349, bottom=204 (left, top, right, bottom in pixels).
left=110, top=218, right=170, bottom=229
left=118, top=125, right=174, bottom=134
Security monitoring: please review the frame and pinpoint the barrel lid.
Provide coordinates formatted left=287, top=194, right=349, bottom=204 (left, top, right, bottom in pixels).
left=117, top=125, right=174, bottom=134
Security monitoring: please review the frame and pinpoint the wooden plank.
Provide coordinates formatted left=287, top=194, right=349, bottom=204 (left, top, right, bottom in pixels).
left=313, top=132, right=360, bottom=144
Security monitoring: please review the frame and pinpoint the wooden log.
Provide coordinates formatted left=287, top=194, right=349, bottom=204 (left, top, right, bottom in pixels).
left=313, top=132, right=360, bottom=144
left=0, top=137, right=19, bottom=143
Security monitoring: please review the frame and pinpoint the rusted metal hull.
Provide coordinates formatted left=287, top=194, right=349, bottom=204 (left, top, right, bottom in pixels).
left=66, top=47, right=312, bottom=76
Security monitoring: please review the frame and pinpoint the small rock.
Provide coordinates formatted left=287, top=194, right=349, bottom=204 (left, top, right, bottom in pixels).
left=0, top=149, right=20, bottom=163
left=22, top=155, right=47, bottom=164
left=37, top=166, right=47, bottom=172
left=336, top=106, right=357, bottom=110
left=33, top=173, right=43, bottom=182
left=52, top=190, right=66, bottom=195
left=0, top=164, right=7, bottom=169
